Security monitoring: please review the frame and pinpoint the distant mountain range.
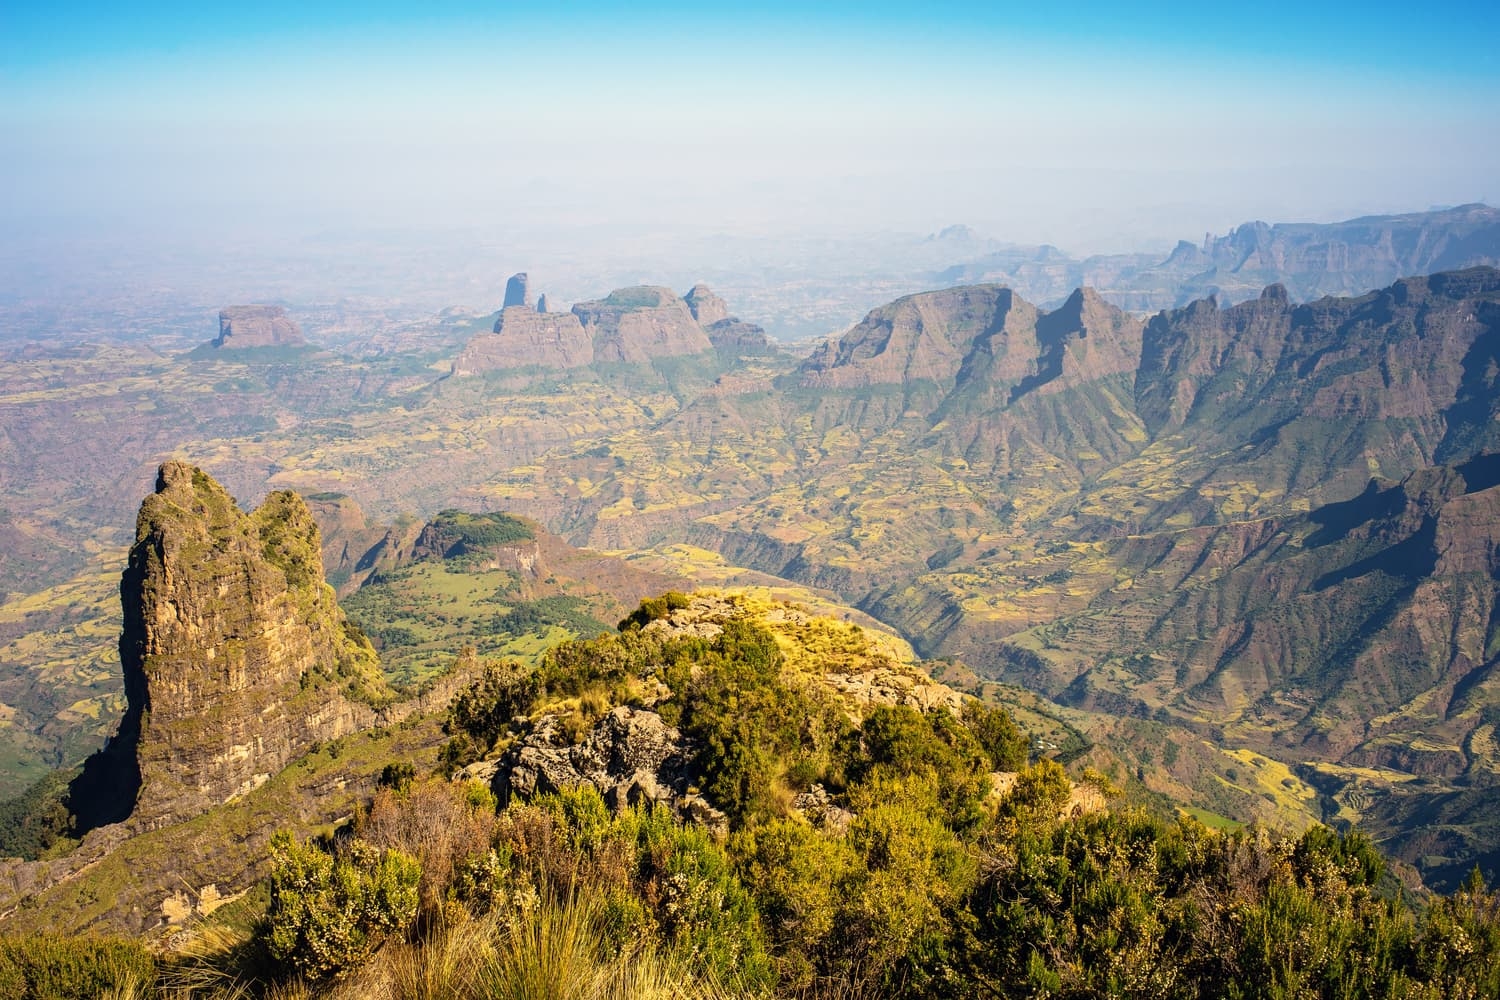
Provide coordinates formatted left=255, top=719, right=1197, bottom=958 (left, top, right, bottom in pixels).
left=933, top=203, right=1500, bottom=313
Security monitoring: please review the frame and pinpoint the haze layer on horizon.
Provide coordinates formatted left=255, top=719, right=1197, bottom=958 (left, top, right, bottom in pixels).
left=4, top=1, right=1499, bottom=260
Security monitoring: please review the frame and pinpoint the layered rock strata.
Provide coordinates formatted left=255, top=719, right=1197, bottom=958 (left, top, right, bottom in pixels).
left=214, top=306, right=306, bottom=349
left=75, top=462, right=386, bottom=832
left=453, top=282, right=734, bottom=374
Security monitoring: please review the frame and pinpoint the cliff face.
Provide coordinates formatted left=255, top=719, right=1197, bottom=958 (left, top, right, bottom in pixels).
left=572, top=286, right=714, bottom=365
left=451, top=307, right=593, bottom=374
left=214, top=306, right=306, bottom=349
left=1184, top=203, right=1500, bottom=301
left=77, top=463, right=388, bottom=833
left=797, top=285, right=1027, bottom=392
left=452, top=283, right=722, bottom=375
left=796, top=284, right=1144, bottom=397
left=1125, top=267, right=1500, bottom=516
left=684, top=284, right=729, bottom=326
left=704, top=317, right=775, bottom=354
left=938, top=203, right=1500, bottom=313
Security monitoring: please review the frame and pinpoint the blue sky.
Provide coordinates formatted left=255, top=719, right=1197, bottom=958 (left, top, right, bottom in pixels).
left=3, top=1, right=1498, bottom=250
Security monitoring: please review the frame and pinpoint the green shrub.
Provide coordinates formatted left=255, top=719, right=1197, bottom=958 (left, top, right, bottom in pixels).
left=961, top=700, right=1030, bottom=771
left=0, top=934, right=156, bottom=1000
left=378, top=761, right=416, bottom=792
left=617, top=591, right=692, bottom=632
left=623, top=805, right=773, bottom=991
left=1413, top=868, right=1500, bottom=997
left=262, top=831, right=420, bottom=982
left=673, top=619, right=849, bottom=822
left=850, top=705, right=991, bottom=831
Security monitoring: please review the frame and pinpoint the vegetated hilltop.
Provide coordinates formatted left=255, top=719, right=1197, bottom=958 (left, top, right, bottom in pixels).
left=307, top=494, right=689, bottom=689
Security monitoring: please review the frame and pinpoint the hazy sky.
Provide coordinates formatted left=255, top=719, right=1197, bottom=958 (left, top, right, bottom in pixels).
left=4, top=0, right=1499, bottom=254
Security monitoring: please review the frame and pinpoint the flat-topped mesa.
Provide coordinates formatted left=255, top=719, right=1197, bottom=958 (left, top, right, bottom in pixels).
left=502, top=272, right=532, bottom=309
left=214, top=306, right=306, bottom=349
left=452, top=308, right=593, bottom=374
left=572, top=285, right=714, bottom=365
left=71, top=462, right=388, bottom=834
left=453, top=281, right=725, bottom=374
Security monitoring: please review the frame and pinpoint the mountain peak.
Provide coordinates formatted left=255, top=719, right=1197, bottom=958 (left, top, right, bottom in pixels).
left=71, top=465, right=387, bottom=833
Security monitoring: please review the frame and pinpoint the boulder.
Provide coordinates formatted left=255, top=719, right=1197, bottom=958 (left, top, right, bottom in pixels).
left=496, top=706, right=726, bottom=832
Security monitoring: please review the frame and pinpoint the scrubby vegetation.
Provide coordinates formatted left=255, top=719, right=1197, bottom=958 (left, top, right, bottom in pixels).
left=11, top=779, right=1500, bottom=998
left=7, top=595, right=1500, bottom=998
left=0, top=934, right=157, bottom=998
left=427, top=511, right=534, bottom=552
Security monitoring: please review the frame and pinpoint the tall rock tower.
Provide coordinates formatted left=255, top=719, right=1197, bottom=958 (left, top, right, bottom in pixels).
left=72, top=463, right=386, bottom=833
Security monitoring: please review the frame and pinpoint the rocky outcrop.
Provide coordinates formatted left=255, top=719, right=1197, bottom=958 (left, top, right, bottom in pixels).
left=502, top=273, right=532, bottom=309
left=798, top=285, right=1029, bottom=391
left=453, top=280, right=763, bottom=375
left=795, top=284, right=1142, bottom=404
left=705, top=318, right=775, bottom=354
left=572, top=286, right=714, bottom=365
left=536, top=293, right=549, bottom=314
left=214, top=306, right=305, bottom=349
left=72, top=463, right=388, bottom=833
left=496, top=707, right=727, bottom=833
left=451, top=307, right=593, bottom=374
left=486, top=591, right=958, bottom=835
left=684, top=284, right=729, bottom=326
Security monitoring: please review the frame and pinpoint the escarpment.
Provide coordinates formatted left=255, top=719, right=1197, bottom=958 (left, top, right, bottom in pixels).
left=214, top=305, right=306, bottom=349
left=453, top=279, right=735, bottom=374
left=73, top=462, right=390, bottom=833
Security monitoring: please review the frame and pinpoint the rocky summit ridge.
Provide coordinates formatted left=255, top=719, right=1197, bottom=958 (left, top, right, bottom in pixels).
left=72, top=462, right=390, bottom=833
left=452, top=278, right=768, bottom=375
